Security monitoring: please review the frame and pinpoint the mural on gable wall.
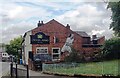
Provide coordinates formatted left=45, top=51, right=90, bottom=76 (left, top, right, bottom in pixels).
left=61, top=34, right=74, bottom=53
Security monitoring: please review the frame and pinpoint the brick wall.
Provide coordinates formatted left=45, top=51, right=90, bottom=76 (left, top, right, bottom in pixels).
left=98, top=36, right=105, bottom=45
left=31, top=19, right=83, bottom=60
left=30, top=19, right=105, bottom=60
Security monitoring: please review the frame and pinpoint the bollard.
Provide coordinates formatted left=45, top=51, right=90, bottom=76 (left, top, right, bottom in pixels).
left=10, top=63, right=13, bottom=77
left=16, top=63, right=18, bottom=78
left=27, top=65, right=29, bottom=78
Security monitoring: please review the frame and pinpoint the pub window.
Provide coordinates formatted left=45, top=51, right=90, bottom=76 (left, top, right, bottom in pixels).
left=36, top=47, right=48, bottom=54
left=52, top=48, right=60, bottom=61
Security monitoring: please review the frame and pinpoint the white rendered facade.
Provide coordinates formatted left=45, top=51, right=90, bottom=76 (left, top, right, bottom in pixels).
left=22, top=31, right=32, bottom=64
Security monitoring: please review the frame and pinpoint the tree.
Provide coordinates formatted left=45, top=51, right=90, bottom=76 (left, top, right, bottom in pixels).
left=102, top=37, right=120, bottom=60
left=6, top=36, right=22, bottom=57
left=107, top=1, right=120, bottom=36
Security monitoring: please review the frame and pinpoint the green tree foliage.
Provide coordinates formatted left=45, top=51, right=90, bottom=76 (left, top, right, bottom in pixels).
left=6, top=36, right=22, bottom=57
left=107, top=1, right=120, bottom=36
left=102, top=37, right=120, bottom=60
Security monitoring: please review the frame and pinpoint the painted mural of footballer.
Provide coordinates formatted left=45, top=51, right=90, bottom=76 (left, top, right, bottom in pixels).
left=61, top=34, right=74, bottom=53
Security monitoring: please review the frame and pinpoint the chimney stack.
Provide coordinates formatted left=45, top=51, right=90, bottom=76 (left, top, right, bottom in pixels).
left=92, top=35, right=97, bottom=40
left=92, top=35, right=98, bottom=44
left=37, top=20, right=44, bottom=27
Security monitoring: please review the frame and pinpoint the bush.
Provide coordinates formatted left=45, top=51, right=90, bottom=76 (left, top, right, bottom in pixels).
left=64, top=48, right=85, bottom=63
left=102, top=37, right=120, bottom=60
left=92, top=51, right=104, bottom=62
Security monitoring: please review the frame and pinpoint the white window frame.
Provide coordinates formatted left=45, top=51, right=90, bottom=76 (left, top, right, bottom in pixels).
left=52, top=47, right=60, bottom=61
left=36, top=47, right=48, bottom=54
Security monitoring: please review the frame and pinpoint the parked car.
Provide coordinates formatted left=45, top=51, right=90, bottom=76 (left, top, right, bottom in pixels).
left=2, top=52, right=9, bottom=62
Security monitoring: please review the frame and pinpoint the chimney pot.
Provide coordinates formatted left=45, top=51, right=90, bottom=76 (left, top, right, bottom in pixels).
left=41, top=21, right=43, bottom=24
left=37, top=21, right=41, bottom=27
left=66, top=24, right=70, bottom=29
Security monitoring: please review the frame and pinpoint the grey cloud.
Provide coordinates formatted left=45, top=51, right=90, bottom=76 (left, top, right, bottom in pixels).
left=2, top=21, right=35, bottom=43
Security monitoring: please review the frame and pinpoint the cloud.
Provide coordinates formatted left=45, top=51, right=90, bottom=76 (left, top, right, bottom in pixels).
left=55, top=2, right=113, bottom=39
left=1, top=2, right=52, bottom=25
left=2, top=21, right=35, bottom=43
left=1, top=0, right=118, bottom=3
left=92, top=30, right=105, bottom=35
left=9, top=6, right=23, bottom=18
left=1, top=2, right=54, bottom=43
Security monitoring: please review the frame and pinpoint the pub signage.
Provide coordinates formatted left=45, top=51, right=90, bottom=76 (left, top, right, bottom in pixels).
left=30, top=32, right=50, bottom=44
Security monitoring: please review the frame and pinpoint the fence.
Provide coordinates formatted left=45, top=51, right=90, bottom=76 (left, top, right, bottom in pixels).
left=42, top=63, right=77, bottom=75
left=10, top=63, right=29, bottom=78
left=42, top=62, right=119, bottom=76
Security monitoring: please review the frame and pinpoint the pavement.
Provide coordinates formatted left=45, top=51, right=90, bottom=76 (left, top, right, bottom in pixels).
left=13, top=64, right=76, bottom=78
left=15, top=64, right=56, bottom=77
left=0, top=62, right=10, bottom=78
left=13, top=64, right=53, bottom=76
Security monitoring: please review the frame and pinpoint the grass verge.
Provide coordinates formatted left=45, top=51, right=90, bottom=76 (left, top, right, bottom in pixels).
left=43, top=59, right=120, bottom=76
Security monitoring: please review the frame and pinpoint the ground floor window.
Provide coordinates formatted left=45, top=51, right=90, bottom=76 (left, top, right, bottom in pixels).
left=52, top=48, right=60, bottom=61
left=36, top=47, right=48, bottom=54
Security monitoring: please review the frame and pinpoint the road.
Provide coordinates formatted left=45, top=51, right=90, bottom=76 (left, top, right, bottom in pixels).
left=0, top=62, right=10, bottom=78
left=15, top=64, right=76, bottom=78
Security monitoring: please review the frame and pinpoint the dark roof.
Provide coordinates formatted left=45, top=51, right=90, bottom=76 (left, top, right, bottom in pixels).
left=75, top=31, right=90, bottom=37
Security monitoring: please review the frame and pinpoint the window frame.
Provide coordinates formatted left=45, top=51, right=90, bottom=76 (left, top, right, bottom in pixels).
left=36, top=47, right=48, bottom=54
left=52, top=47, right=60, bottom=61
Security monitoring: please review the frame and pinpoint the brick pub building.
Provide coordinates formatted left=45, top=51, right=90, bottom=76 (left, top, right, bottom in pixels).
left=22, top=19, right=105, bottom=65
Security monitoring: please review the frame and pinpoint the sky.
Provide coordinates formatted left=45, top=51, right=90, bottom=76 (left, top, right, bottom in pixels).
left=0, top=0, right=116, bottom=44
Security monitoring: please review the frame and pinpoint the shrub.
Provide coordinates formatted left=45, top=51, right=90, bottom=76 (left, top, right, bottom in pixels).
left=64, top=48, right=85, bottom=63
left=92, top=50, right=103, bottom=62
left=102, top=37, right=120, bottom=60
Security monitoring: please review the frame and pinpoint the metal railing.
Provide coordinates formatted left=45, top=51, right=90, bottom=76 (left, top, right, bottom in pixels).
left=42, top=63, right=77, bottom=75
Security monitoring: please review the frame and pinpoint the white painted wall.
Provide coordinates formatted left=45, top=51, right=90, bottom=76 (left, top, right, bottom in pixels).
left=23, top=31, right=32, bottom=65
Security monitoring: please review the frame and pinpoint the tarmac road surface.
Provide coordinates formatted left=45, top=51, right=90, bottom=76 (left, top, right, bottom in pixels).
left=0, top=62, right=10, bottom=78
left=29, top=70, right=77, bottom=78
